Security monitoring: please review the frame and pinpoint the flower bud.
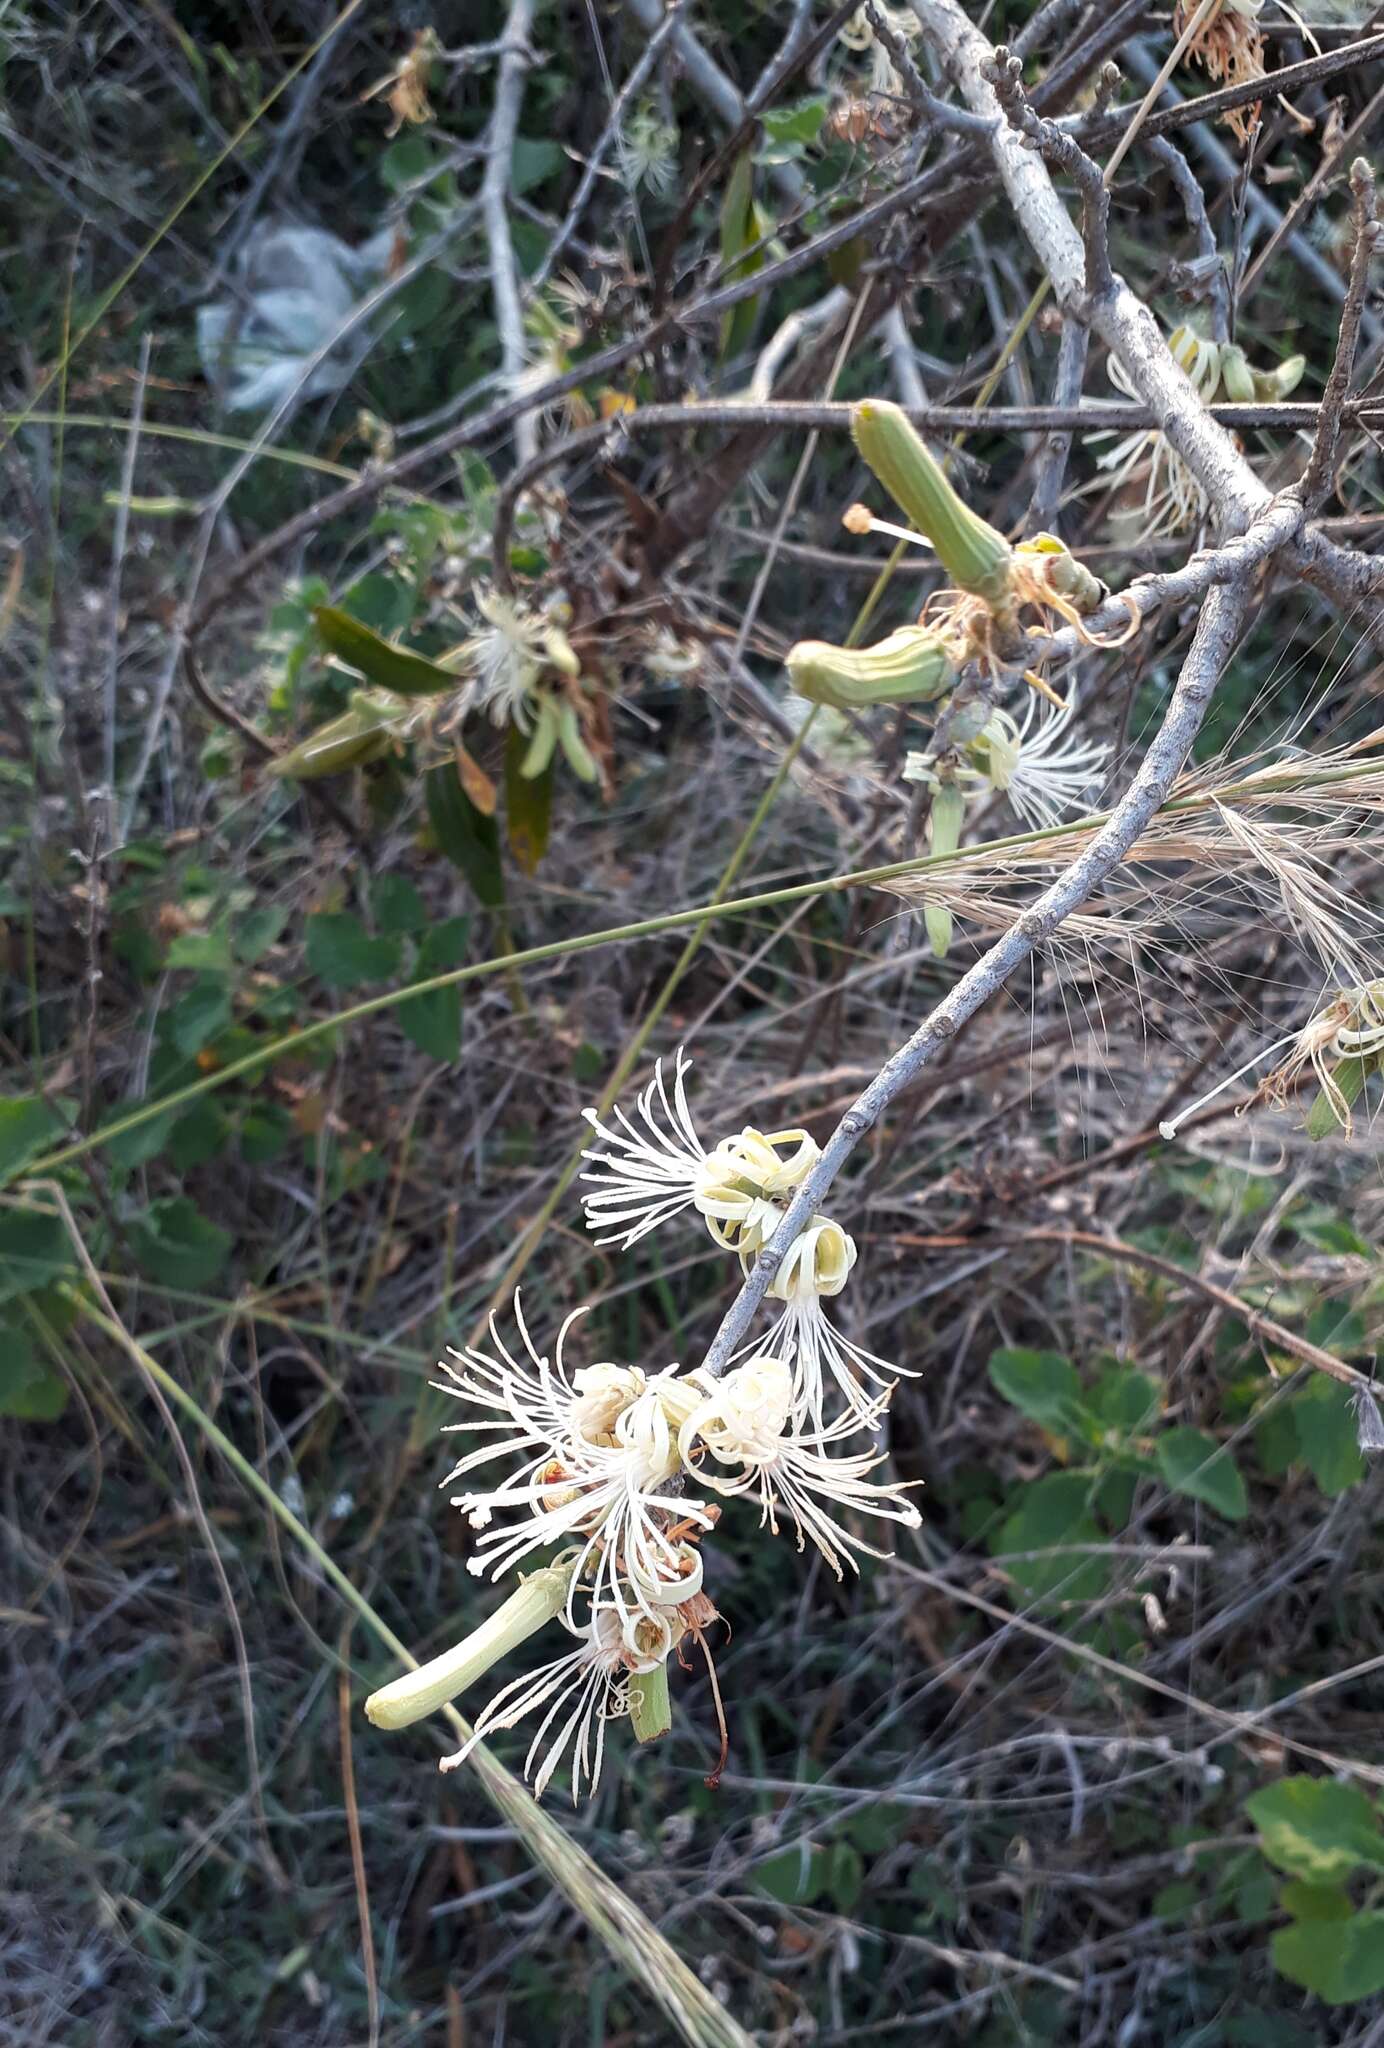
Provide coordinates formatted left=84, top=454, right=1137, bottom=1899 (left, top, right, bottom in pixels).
left=520, top=696, right=561, bottom=779
left=786, top=625, right=954, bottom=710
left=769, top=1217, right=857, bottom=1304
left=267, top=695, right=403, bottom=780
left=363, top=1563, right=572, bottom=1730
left=557, top=700, right=599, bottom=783
left=1218, top=343, right=1256, bottom=403
left=924, top=783, right=966, bottom=960
left=1017, top=534, right=1105, bottom=616
left=851, top=399, right=1013, bottom=606
left=1251, top=353, right=1306, bottom=402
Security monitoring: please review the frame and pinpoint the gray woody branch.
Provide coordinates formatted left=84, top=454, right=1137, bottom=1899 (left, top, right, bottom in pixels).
left=695, top=0, right=1333, bottom=1376
left=697, top=503, right=1301, bottom=1377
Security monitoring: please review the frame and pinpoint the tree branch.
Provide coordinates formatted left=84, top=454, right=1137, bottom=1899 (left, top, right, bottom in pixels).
left=698, top=573, right=1274, bottom=1379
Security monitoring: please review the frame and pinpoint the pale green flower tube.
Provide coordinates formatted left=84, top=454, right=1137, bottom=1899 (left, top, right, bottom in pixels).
left=364, top=1563, right=573, bottom=1731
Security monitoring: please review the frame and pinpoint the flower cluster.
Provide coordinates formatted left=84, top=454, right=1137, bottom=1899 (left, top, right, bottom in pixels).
left=1097, top=323, right=1305, bottom=538
left=365, top=1053, right=919, bottom=1801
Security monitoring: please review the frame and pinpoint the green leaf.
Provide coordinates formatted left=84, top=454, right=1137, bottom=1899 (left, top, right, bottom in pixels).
left=0, top=1209, right=71, bottom=1303
left=372, top=873, right=427, bottom=934
left=234, top=903, right=288, bottom=964
left=1090, top=1365, right=1160, bottom=1434
left=239, top=1105, right=294, bottom=1166
left=170, top=974, right=232, bottom=1057
left=991, top=1472, right=1107, bottom=1608
left=0, top=1093, right=68, bottom=1184
left=1292, top=1376, right=1365, bottom=1496
left=827, top=1842, right=863, bottom=1914
left=504, top=723, right=553, bottom=876
left=988, top=1347, right=1091, bottom=1437
left=1272, top=1911, right=1384, bottom=2004
left=1291, top=1203, right=1371, bottom=1258
left=1306, top=1055, right=1369, bottom=1139
left=129, top=1197, right=232, bottom=1290
left=761, top=96, right=828, bottom=147
left=168, top=1099, right=231, bottom=1171
left=1156, top=1426, right=1248, bottom=1520
left=754, top=1843, right=829, bottom=1906
left=718, top=151, right=767, bottom=362
left=305, top=912, right=403, bottom=988
left=1280, top=1881, right=1353, bottom=1922
left=313, top=605, right=461, bottom=698
left=1247, top=1775, right=1384, bottom=1884
left=0, top=1324, right=68, bottom=1421
left=1255, top=1401, right=1300, bottom=1478
left=397, top=916, right=470, bottom=1062
left=426, top=763, right=505, bottom=908
left=511, top=135, right=562, bottom=196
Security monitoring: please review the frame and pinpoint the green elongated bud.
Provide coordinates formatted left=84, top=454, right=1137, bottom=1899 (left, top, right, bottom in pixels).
left=364, top=1565, right=572, bottom=1731
left=851, top=399, right=1013, bottom=607
left=786, top=625, right=954, bottom=711
left=556, top=700, right=600, bottom=783
left=1218, top=344, right=1256, bottom=404
left=1305, top=1054, right=1370, bottom=1141
left=267, top=696, right=402, bottom=780
left=924, top=783, right=965, bottom=961
left=628, top=1660, right=672, bottom=1744
left=520, top=695, right=561, bottom=779
left=1252, top=353, right=1306, bottom=402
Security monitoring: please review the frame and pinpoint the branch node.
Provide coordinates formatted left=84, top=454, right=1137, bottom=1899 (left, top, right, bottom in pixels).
left=986, top=45, right=1115, bottom=304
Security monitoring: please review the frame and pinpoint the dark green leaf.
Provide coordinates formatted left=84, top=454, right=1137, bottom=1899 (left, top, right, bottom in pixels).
left=991, top=1472, right=1107, bottom=1608
left=0, top=1209, right=72, bottom=1303
left=1292, top=1376, right=1365, bottom=1496
left=129, top=1197, right=232, bottom=1290
left=0, top=1324, right=68, bottom=1421
left=0, top=1093, right=68, bottom=1184
left=754, top=1844, right=828, bottom=1906
left=397, top=916, right=470, bottom=1062
left=511, top=135, right=562, bottom=196
left=1247, top=1776, right=1384, bottom=1883
left=1156, top=1426, right=1247, bottom=1520
left=239, top=1105, right=294, bottom=1166
left=313, top=605, right=461, bottom=698
left=168, top=1099, right=231, bottom=1171
left=103, top=1103, right=176, bottom=1171
left=234, top=903, right=289, bottom=964
left=170, top=975, right=232, bottom=1057
left=372, top=873, right=427, bottom=934
left=504, top=723, right=553, bottom=876
left=305, top=912, right=403, bottom=988
left=426, top=763, right=505, bottom=908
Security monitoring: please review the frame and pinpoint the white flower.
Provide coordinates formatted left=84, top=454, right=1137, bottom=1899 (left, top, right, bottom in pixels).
left=754, top=1216, right=908, bottom=1428
left=619, top=103, right=679, bottom=196
left=1096, top=325, right=1221, bottom=537
left=439, top=1604, right=671, bottom=1802
left=437, top=1301, right=711, bottom=1626
left=980, top=692, right=1110, bottom=831
left=680, top=1356, right=921, bottom=1577
left=461, top=590, right=547, bottom=730
left=579, top=1050, right=821, bottom=1253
